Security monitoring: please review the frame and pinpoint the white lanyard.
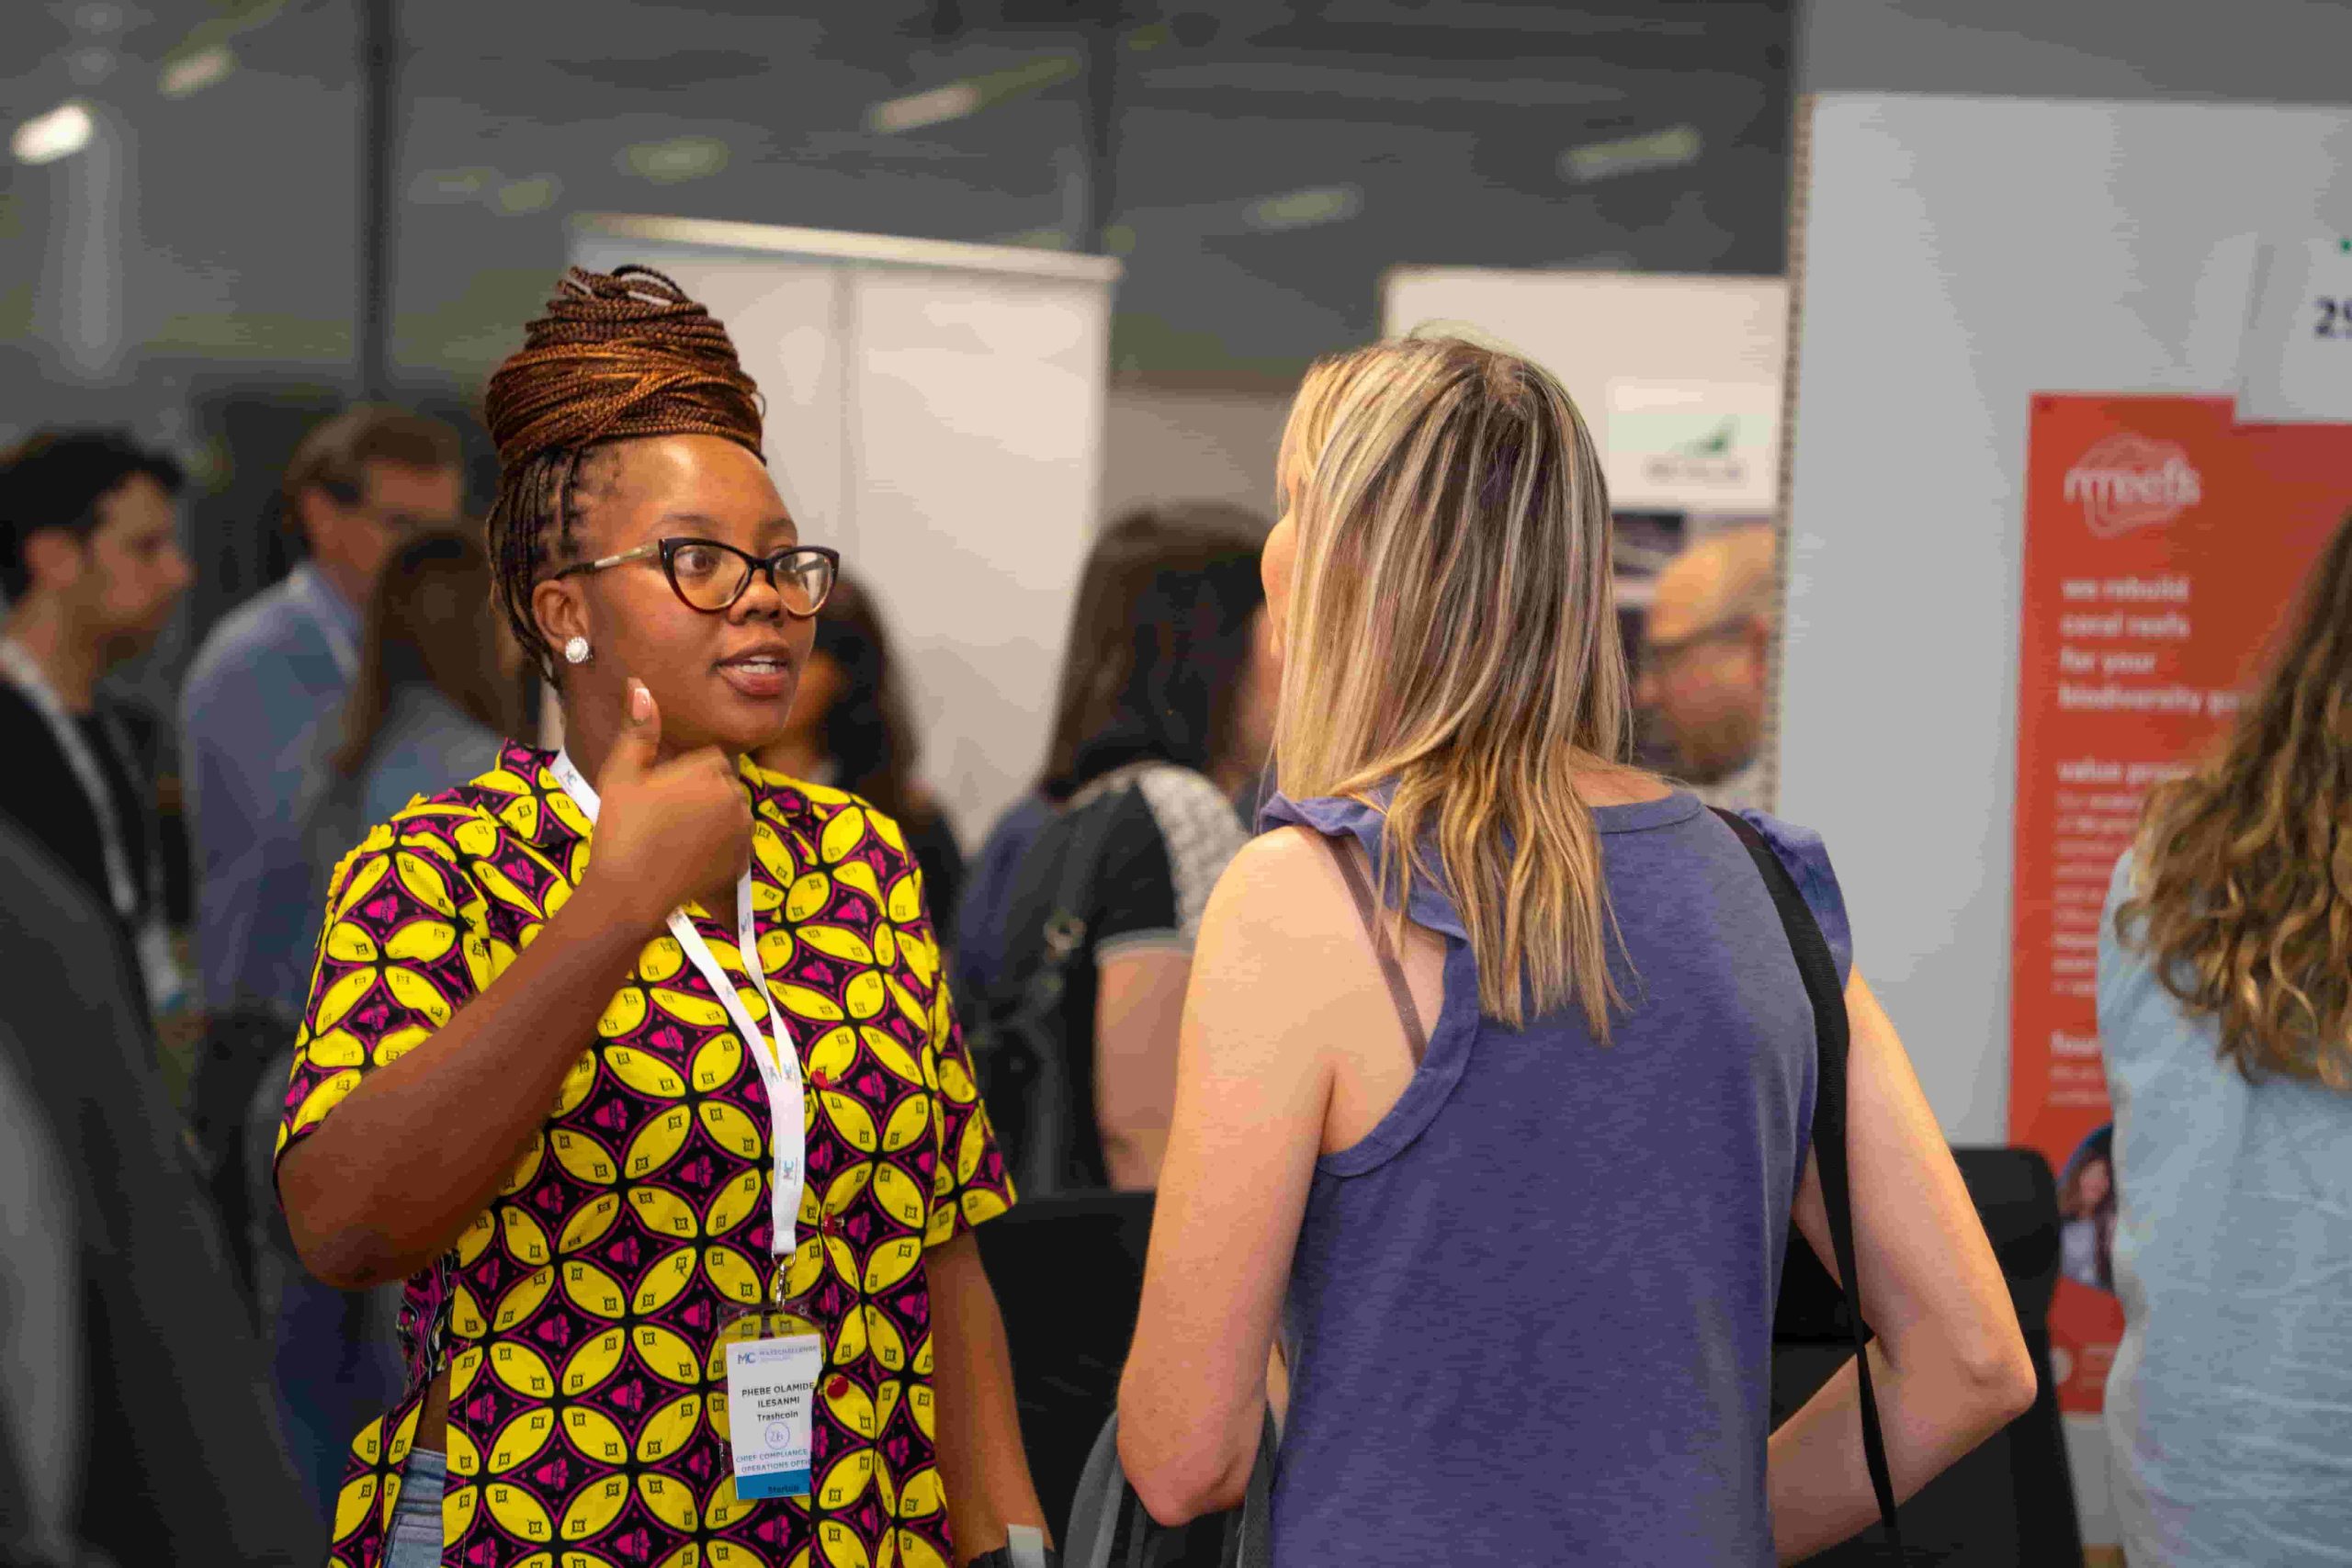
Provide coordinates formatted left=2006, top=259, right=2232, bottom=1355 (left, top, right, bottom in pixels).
left=0, top=637, right=179, bottom=1009
left=548, top=749, right=806, bottom=1269
left=290, top=568, right=358, bottom=682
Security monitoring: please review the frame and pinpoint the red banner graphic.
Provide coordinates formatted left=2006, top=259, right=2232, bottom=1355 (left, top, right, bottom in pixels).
left=2012, top=394, right=2352, bottom=1412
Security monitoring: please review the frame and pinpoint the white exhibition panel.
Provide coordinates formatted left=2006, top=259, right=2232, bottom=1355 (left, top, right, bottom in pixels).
left=1778, top=94, right=2352, bottom=1147
left=1380, top=267, right=1787, bottom=508
left=571, top=216, right=1119, bottom=850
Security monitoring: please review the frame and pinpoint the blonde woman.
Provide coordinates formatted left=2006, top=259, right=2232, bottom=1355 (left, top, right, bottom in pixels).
left=2100, top=514, right=2352, bottom=1565
left=1117, top=337, right=2034, bottom=1563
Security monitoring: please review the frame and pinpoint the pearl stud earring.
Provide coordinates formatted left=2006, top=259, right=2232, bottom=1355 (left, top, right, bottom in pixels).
left=563, top=636, right=592, bottom=666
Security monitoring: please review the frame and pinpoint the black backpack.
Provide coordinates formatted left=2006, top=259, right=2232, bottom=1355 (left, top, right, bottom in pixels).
left=965, top=790, right=1129, bottom=1201
left=1062, top=811, right=1909, bottom=1565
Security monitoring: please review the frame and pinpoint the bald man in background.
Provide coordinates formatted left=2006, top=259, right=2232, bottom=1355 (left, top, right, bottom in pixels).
left=1637, top=525, right=1778, bottom=810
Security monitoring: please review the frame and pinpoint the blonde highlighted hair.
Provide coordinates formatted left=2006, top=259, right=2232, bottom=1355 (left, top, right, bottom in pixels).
left=2120, top=513, right=2352, bottom=1090
left=1274, top=334, right=1634, bottom=1032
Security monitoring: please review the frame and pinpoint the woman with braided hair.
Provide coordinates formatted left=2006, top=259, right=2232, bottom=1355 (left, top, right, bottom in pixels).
left=277, top=266, right=1049, bottom=1568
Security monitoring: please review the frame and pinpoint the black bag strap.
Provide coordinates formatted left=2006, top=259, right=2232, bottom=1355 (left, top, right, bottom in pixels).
left=1713, top=807, right=1905, bottom=1558
left=1048, top=783, right=1133, bottom=945
left=1003, top=781, right=1134, bottom=1016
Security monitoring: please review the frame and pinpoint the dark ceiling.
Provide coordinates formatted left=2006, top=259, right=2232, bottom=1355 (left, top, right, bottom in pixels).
left=0, top=0, right=1792, bottom=398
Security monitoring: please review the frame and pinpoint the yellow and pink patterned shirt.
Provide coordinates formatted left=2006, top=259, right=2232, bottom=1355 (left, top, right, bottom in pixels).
left=276, top=739, right=1013, bottom=1568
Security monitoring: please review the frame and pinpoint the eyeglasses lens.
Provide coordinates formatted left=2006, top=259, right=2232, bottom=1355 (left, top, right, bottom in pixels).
left=666, top=543, right=834, bottom=614
left=777, top=555, right=833, bottom=615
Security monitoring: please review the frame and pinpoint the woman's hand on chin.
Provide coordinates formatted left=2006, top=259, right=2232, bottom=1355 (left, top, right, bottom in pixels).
left=582, top=678, right=753, bottom=929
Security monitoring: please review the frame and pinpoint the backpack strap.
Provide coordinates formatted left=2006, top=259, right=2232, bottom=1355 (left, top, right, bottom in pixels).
left=1713, top=807, right=1906, bottom=1559
left=1318, top=834, right=1429, bottom=1067
left=1042, top=784, right=1133, bottom=961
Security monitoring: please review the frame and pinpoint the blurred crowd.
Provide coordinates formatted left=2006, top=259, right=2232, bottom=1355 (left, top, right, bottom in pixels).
left=15, top=271, right=2350, bottom=1568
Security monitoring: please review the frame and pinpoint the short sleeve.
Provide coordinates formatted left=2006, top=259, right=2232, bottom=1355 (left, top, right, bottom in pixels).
left=1092, top=767, right=1250, bottom=959
left=274, top=815, right=497, bottom=1166
left=1736, top=809, right=1854, bottom=986
left=1089, top=798, right=1184, bottom=957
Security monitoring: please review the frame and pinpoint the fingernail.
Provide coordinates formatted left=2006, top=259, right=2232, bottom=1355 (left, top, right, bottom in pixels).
left=630, top=681, right=651, bottom=720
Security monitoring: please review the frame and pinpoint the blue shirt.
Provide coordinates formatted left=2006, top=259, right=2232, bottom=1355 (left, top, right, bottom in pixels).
left=181, top=565, right=359, bottom=1015
left=1259, top=789, right=1841, bottom=1567
left=291, top=685, right=505, bottom=914
left=2098, top=851, right=2352, bottom=1566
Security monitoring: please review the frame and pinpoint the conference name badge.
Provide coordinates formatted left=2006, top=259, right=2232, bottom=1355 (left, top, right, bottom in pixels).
left=724, top=1332, right=825, bottom=1499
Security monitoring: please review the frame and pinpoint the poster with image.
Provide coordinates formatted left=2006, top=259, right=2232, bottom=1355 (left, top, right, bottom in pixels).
left=2011, top=393, right=2352, bottom=1412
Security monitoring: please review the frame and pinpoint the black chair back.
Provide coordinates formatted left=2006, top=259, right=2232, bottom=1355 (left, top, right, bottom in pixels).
left=1773, top=1145, right=2083, bottom=1564
left=974, top=1189, right=1159, bottom=1535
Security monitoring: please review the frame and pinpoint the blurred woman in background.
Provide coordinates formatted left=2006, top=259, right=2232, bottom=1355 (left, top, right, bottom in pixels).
left=298, top=527, right=522, bottom=893
left=2100, top=513, right=2352, bottom=1565
left=753, top=571, right=966, bottom=948
left=954, top=507, right=1183, bottom=1003
left=247, top=527, right=523, bottom=1524
left=1120, top=336, right=2032, bottom=1562
left=964, top=503, right=1277, bottom=1196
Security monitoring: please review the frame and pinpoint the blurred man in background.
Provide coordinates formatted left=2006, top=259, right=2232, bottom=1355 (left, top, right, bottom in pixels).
left=182, top=405, right=462, bottom=1018
left=1637, top=524, right=1777, bottom=811
left=0, top=430, right=194, bottom=1013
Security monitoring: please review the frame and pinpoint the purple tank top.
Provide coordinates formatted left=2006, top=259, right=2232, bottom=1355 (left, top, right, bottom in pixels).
left=1260, top=790, right=1849, bottom=1566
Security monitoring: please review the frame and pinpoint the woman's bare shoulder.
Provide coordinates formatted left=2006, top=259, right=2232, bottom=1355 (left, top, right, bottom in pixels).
left=1196, top=827, right=1367, bottom=987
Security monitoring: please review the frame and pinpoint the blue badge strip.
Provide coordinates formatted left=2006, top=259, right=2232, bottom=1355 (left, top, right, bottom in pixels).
left=735, top=1468, right=811, bottom=1500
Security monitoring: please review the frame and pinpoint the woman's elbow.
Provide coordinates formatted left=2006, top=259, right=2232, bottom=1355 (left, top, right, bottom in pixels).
left=1967, top=1326, right=2041, bottom=1429
left=1116, top=1369, right=1255, bottom=1527
left=284, top=1201, right=404, bottom=1292
left=296, top=1228, right=393, bottom=1292
left=1118, top=1424, right=1248, bottom=1528
left=1929, top=1313, right=2039, bottom=1438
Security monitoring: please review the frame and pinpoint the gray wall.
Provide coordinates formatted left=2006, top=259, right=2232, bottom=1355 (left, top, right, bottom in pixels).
left=1801, top=0, right=2352, bottom=103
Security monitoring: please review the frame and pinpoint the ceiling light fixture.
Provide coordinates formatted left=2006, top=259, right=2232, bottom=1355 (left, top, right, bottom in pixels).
left=495, top=175, right=562, bottom=216
left=865, top=55, right=1080, bottom=135
left=411, top=168, right=495, bottom=203
left=11, top=101, right=95, bottom=165
left=160, top=43, right=236, bottom=99
left=1245, top=185, right=1363, bottom=232
left=869, top=80, right=984, bottom=135
left=618, top=136, right=729, bottom=185
left=1559, top=124, right=1702, bottom=184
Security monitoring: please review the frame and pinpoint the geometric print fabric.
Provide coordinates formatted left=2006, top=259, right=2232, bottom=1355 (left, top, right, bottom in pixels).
left=275, top=739, right=1015, bottom=1568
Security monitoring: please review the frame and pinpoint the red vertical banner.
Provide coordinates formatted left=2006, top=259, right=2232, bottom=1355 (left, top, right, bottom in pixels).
left=2012, top=395, right=2352, bottom=1412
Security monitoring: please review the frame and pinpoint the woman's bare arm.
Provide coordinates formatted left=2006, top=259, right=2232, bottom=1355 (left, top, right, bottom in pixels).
left=280, top=685, right=749, bottom=1291
left=1095, top=948, right=1191, bottom=1189
left=1767, top=973, right=2038, bottom=1562
left=1119, top=833, right=1338, bottom=1524
left=278, top=874, right=655, bottom=1289
left=926, top=1232, right=1051, bottom=1562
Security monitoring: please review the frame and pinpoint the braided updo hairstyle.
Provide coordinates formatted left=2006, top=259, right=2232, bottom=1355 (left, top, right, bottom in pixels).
left=482, top=265, right=765, bottom=672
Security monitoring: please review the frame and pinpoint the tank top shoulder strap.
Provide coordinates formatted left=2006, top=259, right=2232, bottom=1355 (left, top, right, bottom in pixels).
left=1318, top=834, right=1429, bottom=1067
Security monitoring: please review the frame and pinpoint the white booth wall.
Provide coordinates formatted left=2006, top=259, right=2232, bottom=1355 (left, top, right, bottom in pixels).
left=570, top=216, right=1118, bottom=851
left=1380, top=268, right=1787, bottom=516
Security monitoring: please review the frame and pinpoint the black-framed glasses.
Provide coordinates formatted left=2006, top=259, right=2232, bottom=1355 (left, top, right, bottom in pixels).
left=553, top=537, right=840, bottom=617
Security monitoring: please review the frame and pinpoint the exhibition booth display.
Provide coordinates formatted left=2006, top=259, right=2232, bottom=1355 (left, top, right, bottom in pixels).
left=1781, top=91, right=2352, bottom=1552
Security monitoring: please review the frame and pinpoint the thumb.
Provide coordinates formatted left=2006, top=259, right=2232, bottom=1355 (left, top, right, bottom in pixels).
left=605, top=679, right=662, bottom=779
